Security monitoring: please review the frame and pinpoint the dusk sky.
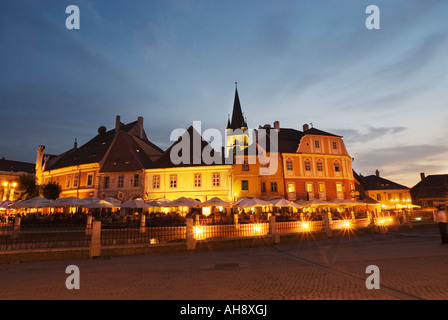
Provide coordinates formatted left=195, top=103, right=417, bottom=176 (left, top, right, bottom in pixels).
left=1, top=0, right=447, bottom=188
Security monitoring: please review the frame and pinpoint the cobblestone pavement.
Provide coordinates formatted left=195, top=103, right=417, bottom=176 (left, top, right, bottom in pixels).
left=1, top=226, right=447, bottom=300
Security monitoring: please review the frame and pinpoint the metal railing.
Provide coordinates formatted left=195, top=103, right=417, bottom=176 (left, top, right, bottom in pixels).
left=0, top=210, right=437, bottom=253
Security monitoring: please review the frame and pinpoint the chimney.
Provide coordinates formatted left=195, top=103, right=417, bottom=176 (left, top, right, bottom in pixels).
left=274, top=121, right=280, bottom=132
left=115, top=115, right=121, bottom=133
left=375, top=169, right=380, bottom=177
left=303, top=124, right=309, bottom=132
left=137, top=116, right=144, bottom=139
left=420, top=172, right=426, bottom=181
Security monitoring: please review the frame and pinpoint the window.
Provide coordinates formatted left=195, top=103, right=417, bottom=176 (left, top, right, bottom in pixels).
left=133, top=174, right=140, bottom=187
left=66, top=175, right=71, bottom=188
left=118, top=175, right=124, bottom=188
left=376, top=194, right=382, bottom=201
left=287, top=183, right=295, bottom=193
left=306, top=183, right=313, bottom=193
left=103, top=176, right=110, bottom=189
left=241, top=180, right=249, bottom=191
left=315, top=140, right=320, bottom=148
left=212, top=173, right=220, bottom=187
left=306, top=183, right=314, bottom=199
left=316, top=160, right=323, bottom=172
left=73, top=174, right=79, bottom=188
left=261, top=182, right=266, bottom=192
left=334, top=161, right=340, bottom=172
left=170, top=175, right=177, bottom=188
left=319, top=183, right=326, bottom=193
left=270, top=182, right=278, bottom=192
left=332, top=141, right=338, bottom=150
left=305, top=160, right=312, bottom=171
left=286, top=159, right=293, bottom=171
left=86, top=173, right=93, bottom=187
left=153, top=175, right=160, bottom=189
left=242, top=160, right=249, bottom=171
left=336, top=183, right=343, bottom=192
left=194, top=173, right=202, bottom=188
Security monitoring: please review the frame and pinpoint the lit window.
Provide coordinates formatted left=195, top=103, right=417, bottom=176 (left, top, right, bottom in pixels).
left=306, top=183, right=313, bottom=193
left=319, top=183, right=326, bottom=193
left=288, top=183, right=295, bottom=193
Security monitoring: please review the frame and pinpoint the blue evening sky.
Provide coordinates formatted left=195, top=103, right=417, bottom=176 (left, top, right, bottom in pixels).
left=1, top=0, right=447, bottom=187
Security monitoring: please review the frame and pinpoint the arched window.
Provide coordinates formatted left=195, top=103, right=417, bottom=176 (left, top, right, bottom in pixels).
left=316, top=159, right=323, bottom=172
left=304, top=159, right=311, bottom=171
left=334, top=160, right=341, bottom=172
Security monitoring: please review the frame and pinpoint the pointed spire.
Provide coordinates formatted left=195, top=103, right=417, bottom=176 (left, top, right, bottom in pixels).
left=229, top=83, right=246, bottom=130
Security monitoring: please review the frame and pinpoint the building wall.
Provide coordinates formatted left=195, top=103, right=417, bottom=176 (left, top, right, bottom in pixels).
left=40, top=163, right=99, bottom=198
left=233, top=154, right=285, bottom=201
left=366, top=189, right=412, bottom=209
left=145, top=165, right=233, bottom=202
left=282, top=134, right=355, bottom=201
left=97, top=170, right=145, bottom=201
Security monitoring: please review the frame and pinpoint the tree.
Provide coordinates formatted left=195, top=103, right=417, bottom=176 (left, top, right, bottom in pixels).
left=16, top=174, right=39, bottom=200
left=41, top=182, right=62, bottom=200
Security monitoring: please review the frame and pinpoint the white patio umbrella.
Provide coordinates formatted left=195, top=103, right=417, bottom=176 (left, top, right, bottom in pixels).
left=270, top=198, right=302, bottom=209
left=82, top=200, right=117, bottom=209
left=236, top=198, right=271, bottom=208
left=51, top=196, right=88, bottom=207
left=328, top=199, right=359, bottom=206
left=199, top=197, right=231, bottom=207
left=0, top=201, right=15, bottom=209
left=169, top=196, right=200, bottom=207
left=120, top=198, right=152, bottom=208
left=102, top=197, right=122, bottom=206
left=12, top=197, right=52, bottom=208
left=144, top=198, right=174, bottom=207
left=82, top=197, right=100, bottom=203
left=301, top=199, right=330, bottom=207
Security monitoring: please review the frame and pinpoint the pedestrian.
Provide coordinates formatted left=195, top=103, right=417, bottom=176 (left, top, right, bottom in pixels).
left=435, top=206, right=448, bottom=244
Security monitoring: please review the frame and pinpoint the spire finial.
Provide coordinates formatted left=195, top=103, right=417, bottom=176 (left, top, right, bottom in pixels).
left=235, top=81, right=237, bottom=89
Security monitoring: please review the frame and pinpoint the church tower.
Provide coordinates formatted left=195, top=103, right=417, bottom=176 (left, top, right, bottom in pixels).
left=226, top=83, right=249, bottom=157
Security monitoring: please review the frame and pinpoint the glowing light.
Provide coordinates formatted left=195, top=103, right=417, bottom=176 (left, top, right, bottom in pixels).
left=343, top=220, right=351, bottom=229
left=194, top=226, right=206, bottom=240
